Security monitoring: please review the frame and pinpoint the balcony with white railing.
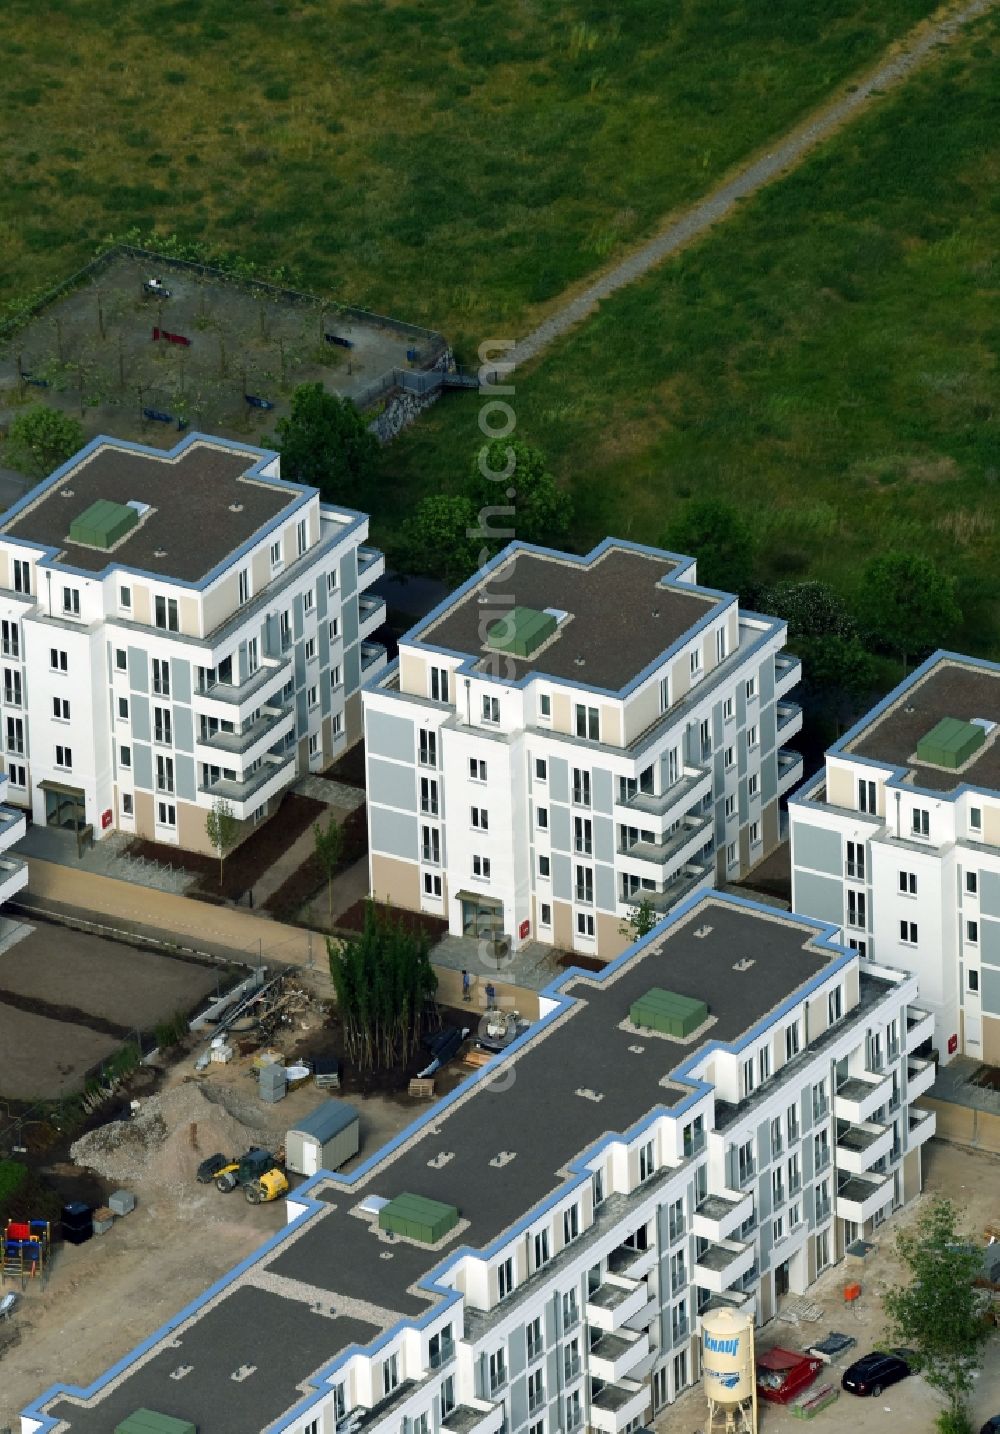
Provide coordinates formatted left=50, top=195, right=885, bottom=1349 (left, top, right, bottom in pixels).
left=617, top=813, right=711, bottom=871
left=614, top=765, right=713, bottom=828
left=693, top=1189, right=755, bottom=1243
left=777, top=748, right=804, bottom=795
left=693, top=1238, right=756, bottom=1294
left=441, top=1400, right=504, bottom=1434
left=0, top=854, right=28, bottom=905
left=588, top=1330, right=651, bottom=1384
left=358, top=593, right=387, bottom=639
left=836, top=1119, right=894, bottom=1175
left=607, top=1242, right=657, bottom=1283
left=194, top=703, right=295, bottom=772
left=907, top=1107, right=936, bottom=1149
left=589, top=1378, right=649, bottom=1434
left=776, top=701, right=803, bottom=742
left=638, top=860, right=714, bottom=916
left=775, top=653, right=802, bottom=699
left=586, top=1275, right=649, bottom=1333
left=836, top=1171, right=893, bottom=1225
left=197, top=751, right=296, bottom=820
left=906, top=1007, right=935, bottom=1053
left=357, top=546, right=385, bottom=589
left=835, top=1070, right=894, bottom=1125
left=361, top=641, right=388, bottom=674
left=194, top=656, right=291, bottom=724
left=907, top=1055, right=936, bottom=1101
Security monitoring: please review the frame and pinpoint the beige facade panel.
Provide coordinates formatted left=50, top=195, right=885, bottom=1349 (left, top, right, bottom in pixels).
left=597, top=911, right=629, bottom=961
left=133, top=788, right=154, bottom=835
left=202, top=572, right=239, bottom=637
left=371, top=853, right=421, bottom=911
left=132, top=584, right=151, bottom=626
left=826, top=764, right=855, bottom=810
left=623, top=679, right=659, bottom=747
left=551, top=690, right=572, bottom=735
left=400, top=652, right=426, bottom=699
left=671, top=654, right=690, bottom=703
left=552, top=898, right=573, bottom=952
left=807, top=995, right=827, bottom=1043
left=983, top=806, right=1000, bottom=849
left=179, top=595, right=200, bottom=639
left=600, top=704, right=622, bottom=748
left=983, top=1013, right=1000, bottom=1066
left=176, top=798, right=221, bottom=856
left=345, top=692, right=363, bottom=745
left=844, top=964, right=860, bottom=1010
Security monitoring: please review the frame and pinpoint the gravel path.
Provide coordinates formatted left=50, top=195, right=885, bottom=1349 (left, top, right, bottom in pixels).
left=505, top=0, right=996, bottom=371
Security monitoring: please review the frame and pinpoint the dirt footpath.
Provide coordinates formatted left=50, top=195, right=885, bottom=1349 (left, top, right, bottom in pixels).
left=655, top=1140, right=1000, bottom=1434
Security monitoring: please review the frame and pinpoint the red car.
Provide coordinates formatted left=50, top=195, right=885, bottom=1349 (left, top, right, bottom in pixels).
left=757, top=1349, right=824, bottom=1404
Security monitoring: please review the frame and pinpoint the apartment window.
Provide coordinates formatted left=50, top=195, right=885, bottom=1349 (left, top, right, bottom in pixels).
left=529, top=1422, right=544, bottom=1434
left=725, top=794, right=736, bottom=819
left=899, top=870, right=917, bottom=896
left=737, top=1139, right=754, bottom=1187
left=535, top=757, right=547, bottom=781
left=383, top=1353, right=399, bottom=1396
left=748, top=772, right=759, bottom=799
left=430, top=666, right=450, bottom=703
left=659, top=674, right=671, bottom=712
left=563, top=1204, right=579, bottom=1244
left=332, top=712, right=343, bottom=738
left=527, top=1368, right=544, bottom=1414
left=238, top=568, right=250, bottom=605
left=639, top=1138, right=655, bottom=1182
left=538, top=855, right=550, bottom=878
left=967, top=919, right=979, bottom=944
left=498, top=1256, right=514, bottom=1301
left=412, top=1417, right=428, bottom=1434
left=62, top=585, right=80, bottom=617
left=269, top=540, right=282, bottom=569
left=2, top=670, right=21, bottom=707
left=329, top=616, right=340, bottom=641
left=50, top=648, right=68, bottom=673
left=565, top=1392, right=582, bottom=1431
left=304, top=637, right=316, bottom=662
left=488, top=1350, right=506, bottom=1394
left=296, top=517, right=307, bottom=556
left=727, top=840, right=737, bottom=867
left=724, top=744, right=735, bottom=770
left=420, top=777, right=439, bottom=816
left=540, top=902, right=552, bottom=926
left=723, top=695, right=734, bottom=722
left=539, top=692, right=551, bottom=719
left=576, top=912, right=595, bottom=938
left=537, top=806, right=548, bottom=830
left=969, top=968, right=980, bottom=993
left=152, top=658, right=170, bottom=696
left=900, top=920, right=918, bottom=945
left=157, top=800, right=176, bottom=826
left=858, top=778, right=877, bottom=813
left=327, top=568, right=337, bottom=593
left=423, top=872, right=442, bottom=898
left=592, top=1168, right=605, bottom=1207
left=13, top=559, right=30, bottom=595
left=667, top=1196, right=685, bottom=1242
left=848, top=936, right=868, bottom=957
left=743, top=1057, right=755, bottom=1096
left=689, top=648, right=702, bottom=680
left=6, top=718, right=24, bottom=755
left=772, top=1167, right=784, bottom=1208
left=575, top=864, right=593, bottom=904
left=55, top=744, right=72, bottom=770
left=473, top=855, right=491, bottom=880
left=828, top=986, right=843, bottom=1024
left=533, top=1229, right=550, bottom=1269
left=812, top=1079, right=829, bottom=1122
left=573, top=816, right=592, bottom=855
left=526, top=1314, right=544, bottom=1365
left=671, top=1297, right=688, bottom=1342
left=847, top=889, right=866, bottom=928
left=308, top=733, right=319, bottom=758
left=770, top=1117, right=782, bottom=1158
left=759, top=1045, right=771, bottom=1083
left=0, top=621, right=18, bottom=659
left=746, top=675, right=757, bottom=701
left=303, top=588, right=315, bottom=614
left=846, top=840, right=865, bottom=879
left=118, top=745, right=133, bottom=772
left=572, top=768, right=591, bottom=806
left=279, top=610, right=292, bottom=650
left=970, top=806, right=982, bottom=832
left=471, top=806, right=488, bottom=831
left=788, top=1150, right=801, bottom=1195
left=698, top=718, right=711, bottom=761
left=438, top=1377, right=456, bottom=1423
left=967, top=870, right=978, bottom=895
left=773, top=1215, right=785, bottom=1245
left=747, top=724, right=758, bottom=751
left=330, top=664, right=342, bottom=691
left=156, top=754, right=174, bottom=793
left=749, top=819, right=761, bottom=847
left=785, top=1021, right=800, bottom=1060
left=482, top=694, right=500, bottom=724
left=912, top=807, right=930, bottom=838
left=121, top=792, right=134, bottom=816
left=814, top=1130, right=830, bottom=1169
left=307, top=684, right=319, bottom=710
left=154, top=595, right=179, bottom=632
left=787, top=1103, right=800, bottom=1144
left=470, top=757, right=487, bottom=781
left=716, top=628, right=728, bottom=663
left=418, top=729, right=437, bottom=767
left=574, top=704, right=599, bottom=741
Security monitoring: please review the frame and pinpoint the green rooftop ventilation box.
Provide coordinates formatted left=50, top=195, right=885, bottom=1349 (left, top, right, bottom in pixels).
left=486, top=606, right=557, bottom=659
left=115, top=1412, right=197, bottom=1434
left=915, top=716, right=986, bottom=770
left=378, top=1192, right=459, bottom=1244
left=630, top=987, right=708, bottom=1038
left=69, top=498, right=139, bottom=550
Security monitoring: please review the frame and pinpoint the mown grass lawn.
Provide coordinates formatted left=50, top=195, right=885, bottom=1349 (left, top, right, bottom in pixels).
left=1, top=0, right=943, bottom=345
left=380, top=9, right=1000, bottom=654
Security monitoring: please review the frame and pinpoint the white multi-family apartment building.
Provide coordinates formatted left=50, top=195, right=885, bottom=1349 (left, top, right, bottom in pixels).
left=363, top=540, right=803, bottom=959
left=791, top=649, right=1000, bottom=1067
left=24, top=893, right=935, bottom=1434
left=0, top=769, right=28, bottom=908
left=0, top=433, right=385, bottom=851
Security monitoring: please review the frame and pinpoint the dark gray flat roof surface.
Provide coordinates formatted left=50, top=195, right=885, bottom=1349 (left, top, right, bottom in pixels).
left=416, top=546, right=719, bottom=690
left=46, top=898, right=834, bottom=1432
left=4, top=440, right=296, bottom=582
left=47, top=1287, right=378, bottom=1434
left=847, top=658, right=1000, bottom=793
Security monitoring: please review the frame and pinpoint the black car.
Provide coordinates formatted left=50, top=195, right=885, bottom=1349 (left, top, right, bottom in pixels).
left=980, top=1417, right=1000, bottom=1434
left=841, top=1350, right=912, bottom=1397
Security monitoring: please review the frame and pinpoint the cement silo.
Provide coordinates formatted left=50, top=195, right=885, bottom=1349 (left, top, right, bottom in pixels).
left=701, top=1306, right=757, bottom=1433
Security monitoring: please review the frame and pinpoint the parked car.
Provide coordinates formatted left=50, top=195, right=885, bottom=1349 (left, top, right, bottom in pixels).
left=756, top=1349, right=824, bottom=1404
left=979, top=1417, right=1000, bottom=1434
left=841, top=1350, right=912, bottom=1397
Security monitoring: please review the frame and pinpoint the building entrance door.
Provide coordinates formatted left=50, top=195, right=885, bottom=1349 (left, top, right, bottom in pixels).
left=775, top=1259, right=791, bottom=1299
left=44, top=784, right=86, bottom=832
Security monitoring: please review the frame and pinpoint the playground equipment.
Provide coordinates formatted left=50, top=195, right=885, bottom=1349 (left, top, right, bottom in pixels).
left=2, top=1220, right=51, bottom=1290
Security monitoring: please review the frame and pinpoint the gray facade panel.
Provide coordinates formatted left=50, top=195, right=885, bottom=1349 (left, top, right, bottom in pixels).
left=319, top=621, right=331, bottom=670
left=369, top=757, right=416, bottom=812
left=341, top=550, right=358, bottom=598
left=793, top=870, right=844, bottom=927
left=594, top=816, right=614, bottom=865
left=345, top=642, right=360, bottom=694
left=760, top=655, right=775, bottom=704
left=173, top=703, right=193, bottom=755
left=549, top=757, right=569, bottom=805
left=980, top=872, right=1000, bottom=919
left=369, top=806, right=418, bottom=860
left=175, top=754, right=195, bottom=802
left=981, top=965, right=1000, bottom=1015
left=296, top=688, right=308, bottom=732
left=760, top=701, right=776, bottom=755
left=980, top=917, right=1000, bottom=968
left=131, top=695, right=150, bottom=743
left=596, top=862, right=616, bottom=913
left=343, top=598, right=359, bottom=647
left=508, top=1378, right=527, bottom=1430
left=128, top=647, right=148, bottom=694
left=552, top=853, right=572, bottom=902
left=592, top=767, right=612, bottom=815
left=317, top=580, right=328, bottom=622
left=294, top=642, right=306, bottom=689
left=171, top=658, right=191, bottom=704
left=133, top=741, right=152, bottom=790
left=366, top=709, right=414, bottom=764
left=761, top=750, right=778, bottom=806
left=757, top=1119, right=771, bottom=1169
left=550, top=803, right=571, bottom=854
left=293, top=595, right=304, bottom=642
left=544, top=1302, right=558, bottom=1348
left=793, top=823, right=843, bottom=877
left=509, top=1328, right=527, bottom=1379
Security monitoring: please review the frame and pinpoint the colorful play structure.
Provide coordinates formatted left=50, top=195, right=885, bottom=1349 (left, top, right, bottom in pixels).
left=2, top=1220, right=51, bottom=1289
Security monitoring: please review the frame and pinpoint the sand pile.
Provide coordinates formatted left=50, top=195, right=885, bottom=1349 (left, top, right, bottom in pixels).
left=71, top=1081, right=272, bottom=1196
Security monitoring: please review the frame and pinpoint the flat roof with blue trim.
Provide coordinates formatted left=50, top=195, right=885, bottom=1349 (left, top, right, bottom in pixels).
left=2, top=434, right=304, bottom=584
left=35, top=894, right=852, bottom=1434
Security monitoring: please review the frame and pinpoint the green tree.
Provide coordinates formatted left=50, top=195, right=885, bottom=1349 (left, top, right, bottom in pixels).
left=859, top=552, right=961, bottom=670
left=760, top=581, right=878, bottom=722
left=467, top=439, right=572, bottom=551
left=662, top=499, right=755, bottom=595
left=205, top=799, right=239, bottom=890
left=619, top=896, right=658, bottom=945
left=758, top=581, right=857, bottom=641
left=883, top=1198, right=990, bottom=1430
left=275, top=382, right=378, bottom=504
left=4, top=404, right=85, bottom=480
left=397, top=494, right=479, bottom=584
left=314, top=815, right=344, bottom=919
left=327, top=903, right=438, bottom=1071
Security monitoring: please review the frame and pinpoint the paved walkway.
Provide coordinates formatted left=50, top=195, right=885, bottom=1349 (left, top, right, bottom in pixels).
left=501, top=0, right=997, bottom=371
left=295, top=774, right=366, bottom=811
left=251, top=780, right=363, bottom=907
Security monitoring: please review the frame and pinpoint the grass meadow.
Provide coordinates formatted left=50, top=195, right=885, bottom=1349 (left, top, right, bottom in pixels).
left=380, top=9, right=1000, bottom=654
left=1, top=0, right=943, bottom=345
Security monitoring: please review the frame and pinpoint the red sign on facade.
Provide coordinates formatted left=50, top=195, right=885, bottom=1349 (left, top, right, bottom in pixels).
left=519, top=919, right=530, bottom=940
left=102, top=808, right=113, bottom=830
left=947, top=1033, right=958, bottom=1055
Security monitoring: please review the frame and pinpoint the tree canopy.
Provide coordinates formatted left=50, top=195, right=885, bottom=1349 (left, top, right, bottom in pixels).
left=5, top=404, right=84, bottom=480
left=314, top=814, right=344, bottom=918
left=467, top=439, right=572, bottom=551
left=883, top=1197, right=990, bottom=1429
left=858, top=551, right=961, bottom=669
left=397, top=493, right=480, bottom=586
left=328, top=903, right=437, bottom=1071
left=275, top=382, right=379, bottom=505
left=661, top=499, right=756, bottom=595
left=759, top=580, right=857, bottom=642
left=205, top=799, right=239, bottom=889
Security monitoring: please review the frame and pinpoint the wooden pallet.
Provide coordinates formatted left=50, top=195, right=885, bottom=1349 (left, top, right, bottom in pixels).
left=463, top=1049, right=493, bottom=1069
